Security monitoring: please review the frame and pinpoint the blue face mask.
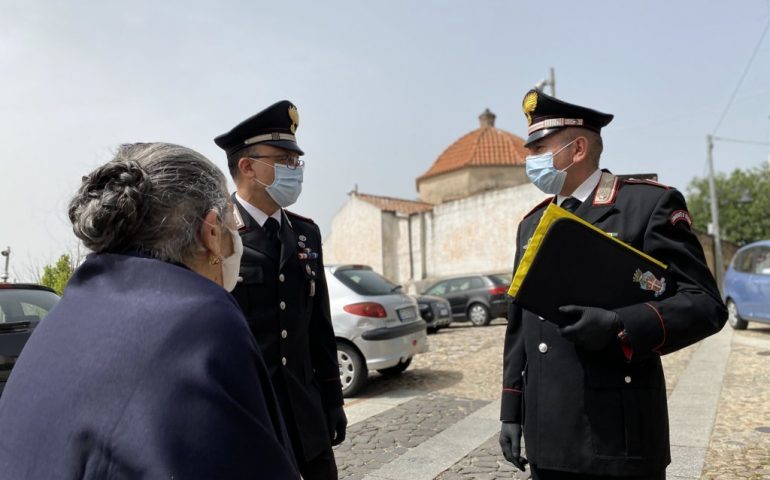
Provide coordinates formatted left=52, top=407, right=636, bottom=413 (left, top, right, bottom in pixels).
left=525, top=140, right=577, bottom=194
left=253, top=161, right=304, bottom=208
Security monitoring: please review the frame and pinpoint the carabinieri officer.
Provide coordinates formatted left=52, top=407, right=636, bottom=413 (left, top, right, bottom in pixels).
left=499, top=89, right=727, bottom=479
left=215, top=100, right=346, bottom=480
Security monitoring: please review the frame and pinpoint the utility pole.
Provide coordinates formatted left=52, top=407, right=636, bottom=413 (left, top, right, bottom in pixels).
left=535, top=68, right=556, bottom=97
left=1, top=247, right=10, bottom=283
left=706, top=135, right=723, bottom=293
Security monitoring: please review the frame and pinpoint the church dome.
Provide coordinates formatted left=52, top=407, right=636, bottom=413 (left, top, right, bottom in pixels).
left=417, top=109, right=528, bottom=181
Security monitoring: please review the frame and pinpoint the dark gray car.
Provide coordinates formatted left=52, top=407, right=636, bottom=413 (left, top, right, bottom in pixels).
left=0, top=283, right=60, bottom=395
left=422, top=273, right=511, bottom=326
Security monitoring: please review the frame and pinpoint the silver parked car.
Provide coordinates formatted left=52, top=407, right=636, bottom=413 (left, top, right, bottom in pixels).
left=327, top=265, right=428, bottom=397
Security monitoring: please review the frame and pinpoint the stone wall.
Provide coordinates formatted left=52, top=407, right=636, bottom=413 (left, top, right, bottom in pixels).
left=417, top=169, right=471, bottom=204
left=421, top=183, right=541, bottom=289
left=417, top=166, right=529, bottom=204
left=324, top=196, right=384, bottom=272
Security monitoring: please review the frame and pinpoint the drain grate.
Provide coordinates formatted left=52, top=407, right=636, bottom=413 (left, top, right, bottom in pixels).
left=756, top=426, right=770, bottom=434
left=757, top=351, right=770, bottom=356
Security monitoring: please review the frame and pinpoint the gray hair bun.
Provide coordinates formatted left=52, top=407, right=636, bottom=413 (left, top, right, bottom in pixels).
left=68, top=143, right=229, bottom=262
left=69, top=154, right=153, bottom=252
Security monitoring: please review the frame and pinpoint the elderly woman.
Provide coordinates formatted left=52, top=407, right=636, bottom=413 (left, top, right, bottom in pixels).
left=0, top=143, right=299, bottom=479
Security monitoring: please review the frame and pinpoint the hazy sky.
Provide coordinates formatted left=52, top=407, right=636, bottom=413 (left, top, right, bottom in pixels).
left=2, top=1, right=769, bottom=281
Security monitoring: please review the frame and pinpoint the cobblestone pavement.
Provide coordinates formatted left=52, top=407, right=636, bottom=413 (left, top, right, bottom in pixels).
left=335, top=393, right=487, bottom=479
left=436, top=434, right=529, bottom=480
left=335, top=320, right=770, bottom=479
left=701, top=324, right=770, bottom=480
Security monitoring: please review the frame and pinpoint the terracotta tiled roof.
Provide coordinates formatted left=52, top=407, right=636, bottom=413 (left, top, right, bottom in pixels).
left=417, top=117, right=528, bottom=182
left=353, top=192, right=433, bottom=214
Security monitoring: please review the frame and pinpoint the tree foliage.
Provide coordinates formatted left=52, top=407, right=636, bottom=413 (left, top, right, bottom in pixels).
left=686, top=162, right=770, bottom=246
left=40, top=254, right=74, bottom=295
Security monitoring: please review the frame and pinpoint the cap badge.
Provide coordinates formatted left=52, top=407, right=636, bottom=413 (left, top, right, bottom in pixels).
left=288, top=105, right=300, bottom=134
left=633, top=269, right=666, bottom=297
left=523, top=91, right=538, bottom=125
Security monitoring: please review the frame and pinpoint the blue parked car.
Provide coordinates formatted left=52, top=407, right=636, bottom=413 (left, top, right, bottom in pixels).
left=724, top=240, right=770, bottom=329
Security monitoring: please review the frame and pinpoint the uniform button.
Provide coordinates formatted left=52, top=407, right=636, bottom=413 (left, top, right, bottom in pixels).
left=624, top=376, right=632, bottom=384
left=279, top=301, right=286, bottom=310
left=281, top=357, right=287, bottom=366
left=279, top=273, right=285, bottom=282
left=538, top=316, right=545, bottom=321
left=281, top=330, right=288, bottom=339
left=538, top=342, right=548, bottom=354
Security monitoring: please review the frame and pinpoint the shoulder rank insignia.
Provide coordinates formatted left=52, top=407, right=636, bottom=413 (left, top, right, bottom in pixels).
left=285, top=210, right=316, bottom=225
left=623, top=178, right=671, bottom=189
left=633, top=269, right=666, bottom=297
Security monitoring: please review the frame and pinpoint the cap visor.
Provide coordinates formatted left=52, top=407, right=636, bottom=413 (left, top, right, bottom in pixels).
left=262, top=139, right=304, bottom=156
left=524, top=128, right=560, bottom=147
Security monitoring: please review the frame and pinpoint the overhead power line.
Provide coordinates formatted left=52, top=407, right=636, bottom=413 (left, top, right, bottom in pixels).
left=712, top=18, right=770, bottom=135
left=713, top=136, right=770, bottom=146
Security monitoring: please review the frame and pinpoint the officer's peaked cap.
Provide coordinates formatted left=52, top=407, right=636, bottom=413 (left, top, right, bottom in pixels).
left=522, top=89, right=613, bottom=147
left=214, top=100, right=304, bottom=156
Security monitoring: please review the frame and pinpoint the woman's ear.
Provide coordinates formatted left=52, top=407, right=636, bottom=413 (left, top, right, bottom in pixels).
left=198, top=210, right=222, bottom=258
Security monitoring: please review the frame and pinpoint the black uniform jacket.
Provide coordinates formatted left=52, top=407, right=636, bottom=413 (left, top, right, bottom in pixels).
left=231, top=197, right=343, bottom=461
left=501, top=172, right=727, bottom=476
left=0, top=253, right=299, bottom=479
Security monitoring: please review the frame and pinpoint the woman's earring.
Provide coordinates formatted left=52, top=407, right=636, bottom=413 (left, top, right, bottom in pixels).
left=210, top=255, right=222, bottom=265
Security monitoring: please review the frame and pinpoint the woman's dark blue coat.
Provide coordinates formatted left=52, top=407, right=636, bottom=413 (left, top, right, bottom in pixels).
left=0, top=253, right=299, bottom=479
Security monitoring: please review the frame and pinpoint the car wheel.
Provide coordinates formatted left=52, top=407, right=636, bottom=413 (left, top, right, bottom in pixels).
left=427, top=326, right=438, bottom=334
left=337, top=342, right=367, bottom=398
left=377, top=358, right=412, bottom=377
left=727, top=299, right=748, bottom=330
left=467, top=303, right=491, bottom=326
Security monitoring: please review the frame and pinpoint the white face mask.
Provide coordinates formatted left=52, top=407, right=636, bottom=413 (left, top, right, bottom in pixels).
left=221, top=227, right=243, bottom=292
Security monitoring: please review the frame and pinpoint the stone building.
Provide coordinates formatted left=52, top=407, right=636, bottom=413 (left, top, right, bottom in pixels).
left=324, top=109, right=544, bottom=292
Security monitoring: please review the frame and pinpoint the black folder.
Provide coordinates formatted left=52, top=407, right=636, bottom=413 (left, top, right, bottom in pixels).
left=508, top=204, right=673, bottom=326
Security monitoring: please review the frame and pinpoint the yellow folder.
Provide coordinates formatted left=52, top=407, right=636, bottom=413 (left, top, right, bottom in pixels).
left=508, top=203, right=671, bottom=326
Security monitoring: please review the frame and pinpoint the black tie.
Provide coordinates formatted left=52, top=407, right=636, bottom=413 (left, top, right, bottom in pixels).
left=263, top=217, right=280, bottom=245
left=561, top=197, right=582, bottom=213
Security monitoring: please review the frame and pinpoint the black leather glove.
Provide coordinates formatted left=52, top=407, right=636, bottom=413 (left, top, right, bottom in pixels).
left=499, top=422, right=527, bottom=471
left=558, top=305, right=621, bottom=351
left=326, top=405, right=348, bottom=446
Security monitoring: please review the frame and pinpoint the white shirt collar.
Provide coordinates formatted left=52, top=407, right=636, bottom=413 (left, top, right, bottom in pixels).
left=558, top=169, right=602, bottom=206
left=234, top=193, right=282, bottom=227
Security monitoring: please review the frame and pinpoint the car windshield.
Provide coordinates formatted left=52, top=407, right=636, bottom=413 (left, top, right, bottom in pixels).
left=334, top=268, right=400, bottom=296
left=0, top=288, right=60, bottom=324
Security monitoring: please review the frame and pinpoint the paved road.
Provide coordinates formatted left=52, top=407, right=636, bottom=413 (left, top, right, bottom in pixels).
left=334, top=319, right=770, bottom=479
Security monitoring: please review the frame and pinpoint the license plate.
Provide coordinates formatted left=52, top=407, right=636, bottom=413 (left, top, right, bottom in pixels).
left=439, top=308, right=449, bottom=317
left=397, top=307, right=417, bottom=322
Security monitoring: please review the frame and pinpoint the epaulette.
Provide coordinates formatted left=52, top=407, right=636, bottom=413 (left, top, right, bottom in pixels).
left=522, top=197, right=554, bottom=219
left=622, top=178, right=671, bottom=190
left=285, top=209, right=317, bottom=224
